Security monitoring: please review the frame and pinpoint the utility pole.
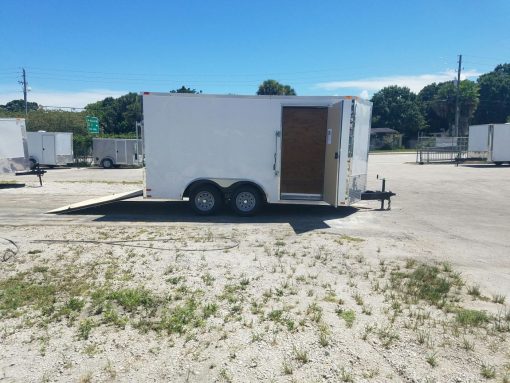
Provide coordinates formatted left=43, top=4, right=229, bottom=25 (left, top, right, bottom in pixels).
left=18, top=68, right=28, bottom=119
left=454, top=54, right=462, bottom=137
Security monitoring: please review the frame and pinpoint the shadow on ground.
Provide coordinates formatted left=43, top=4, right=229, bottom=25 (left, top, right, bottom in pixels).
left=63, top=201, right=358, bottom=234
left=461, top=164, right=510, bottom=168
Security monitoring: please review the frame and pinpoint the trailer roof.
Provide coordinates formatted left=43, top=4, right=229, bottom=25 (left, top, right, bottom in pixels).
left=141, top=92, right=372, bottom=105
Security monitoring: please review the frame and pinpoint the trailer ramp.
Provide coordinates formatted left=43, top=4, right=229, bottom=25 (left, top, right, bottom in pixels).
left=47, top=189, right=143, bottom=214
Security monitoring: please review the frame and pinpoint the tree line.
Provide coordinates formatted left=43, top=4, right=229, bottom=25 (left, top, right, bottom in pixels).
left=1, top=65, right=508, bottom=150
left=371, top=64, right=510, bottom=144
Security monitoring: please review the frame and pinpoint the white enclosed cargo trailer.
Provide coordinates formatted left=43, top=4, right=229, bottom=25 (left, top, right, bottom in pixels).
left=0, top=118, right=30, bottom=173
left=92, top=138, right=143, bottom=168
left=142, top=93, right=374, bottom=215
left=468, top=124, right=489, bottom=153
left=488, top=124, right=510, bottom=165
left=27, top=131, right=74, bottom=167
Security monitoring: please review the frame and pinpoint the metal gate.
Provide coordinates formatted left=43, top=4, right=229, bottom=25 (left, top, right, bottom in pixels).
left=416, top=136, right=468, bottom=164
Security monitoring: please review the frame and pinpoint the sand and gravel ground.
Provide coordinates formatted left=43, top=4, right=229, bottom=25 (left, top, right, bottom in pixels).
left=0, top=156, right=509, bottom=383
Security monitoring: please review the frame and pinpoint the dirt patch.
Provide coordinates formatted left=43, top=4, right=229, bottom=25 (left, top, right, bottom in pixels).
left=1, top=224, right=508, bottom=382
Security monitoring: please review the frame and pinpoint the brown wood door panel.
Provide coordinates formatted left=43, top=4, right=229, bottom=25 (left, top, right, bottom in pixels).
left=280, top=107, right=328, bottom=195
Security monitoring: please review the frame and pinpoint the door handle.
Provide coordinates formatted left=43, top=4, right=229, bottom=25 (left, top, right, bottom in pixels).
left=335, top=152, right=338, bottom=159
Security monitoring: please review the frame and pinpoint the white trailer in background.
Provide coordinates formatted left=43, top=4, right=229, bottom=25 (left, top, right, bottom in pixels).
left=92, top=138, right=143, bottom=168
left=27, top=131, right=73, bottom=167
left=468, top=124, right=489, bottom=154
left=142, top=93, right=380, bottom=215
left=488, top=124, right=510, bottom=165
left=0, top=118, right=29, bottom=173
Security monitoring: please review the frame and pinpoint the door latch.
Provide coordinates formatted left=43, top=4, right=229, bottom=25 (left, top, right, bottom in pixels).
left=335, top=152, right=339, bottom=159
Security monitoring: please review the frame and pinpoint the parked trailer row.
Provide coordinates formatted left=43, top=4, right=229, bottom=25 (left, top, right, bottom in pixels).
left=142, top=93, right=374, bottom=215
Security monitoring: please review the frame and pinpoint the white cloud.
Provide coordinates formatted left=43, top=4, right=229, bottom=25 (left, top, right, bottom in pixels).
left=0, top=87, right=127, bottom=109
left=359, top=90, right=369, bottom=99
left=316, top=69, right=482, bottom=94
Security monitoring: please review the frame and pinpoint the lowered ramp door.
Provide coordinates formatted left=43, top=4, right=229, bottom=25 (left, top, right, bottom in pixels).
left=323, top=102, right=343, bottom=207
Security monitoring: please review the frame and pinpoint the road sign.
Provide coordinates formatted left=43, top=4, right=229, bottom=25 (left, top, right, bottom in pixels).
left=86, top=116, right=100, bottom=134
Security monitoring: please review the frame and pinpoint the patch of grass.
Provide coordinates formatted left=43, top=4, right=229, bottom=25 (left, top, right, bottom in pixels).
left=339, top=367, right=354, bottom=382
left=426, top=352, right=438, bottom=367
left=461, top=337, right=474, bottom=351
left=0, top=273, right=57, bottom=317
left=492, top=294, right=506, bottom=304
left=65, top=297, right=85, bottom=312
left=467, top=285, right=481, bottom=298
left=391, top=264, right=452, bottom=306
left=480, top=363, right=496, bottom=379
left=158, top=298, right=202, bottom=335
left=337, top=309, right=356, bottom=328
left=282, top=357, right=293, bottom=375
left=456, top=309, right=489, bottom=327
left=318, top=322, right=331, bottom=347
left=106, top=288, right=156, bottom=312
left=378, top=326, right=400, bottom=348
left=268, top=309, right=284, bottom=323
left=102, top=306, right=128, bottom=328
left=77, top=319, right=96, bottom=340
left=166, top=276, right=185, bottom=285
left=306, top=302, right=323, bottom=323
left=202, top=303, right=218, bottom=319
left=353, top=292, right=364, bottom=306
left=201, top=273, right=215, bottom=286
left=292, top=346, right=309, bottom=364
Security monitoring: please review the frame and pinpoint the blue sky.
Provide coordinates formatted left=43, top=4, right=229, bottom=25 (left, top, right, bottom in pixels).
left=1, top=0, right=509, bottom=108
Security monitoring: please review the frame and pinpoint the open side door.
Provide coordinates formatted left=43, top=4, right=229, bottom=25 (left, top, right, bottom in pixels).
left=323, top=102, right=343, bottom=206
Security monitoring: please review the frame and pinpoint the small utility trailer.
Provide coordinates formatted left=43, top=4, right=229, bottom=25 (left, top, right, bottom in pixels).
left=142, top=93, right=394, bottom=215
left=27, top=131, right=74, bottom=167
left=0, top=118, right=45, bottom=185
left=92, top=138, right=143, bottom=168
left=488, top=124, right=510, bottom=165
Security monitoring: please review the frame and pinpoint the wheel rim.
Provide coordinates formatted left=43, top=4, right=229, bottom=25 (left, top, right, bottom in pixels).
left=195, top=191, right=215, bottom=212
left=235, top=191, right=256, bottom=212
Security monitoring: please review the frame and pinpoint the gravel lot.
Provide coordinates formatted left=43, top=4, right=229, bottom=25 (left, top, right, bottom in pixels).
left=0, top=156, right=509, bottom=383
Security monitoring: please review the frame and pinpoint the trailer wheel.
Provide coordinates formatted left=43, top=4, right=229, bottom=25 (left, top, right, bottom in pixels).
left=190, top=185, right=222, bottom=215
left=101, top=158, right=114, bottom=169
left=29, top=158, right=37, bottom=170
left=231, top=186, right=261, bottom=216
left=495, top=162, right=503, bottom=166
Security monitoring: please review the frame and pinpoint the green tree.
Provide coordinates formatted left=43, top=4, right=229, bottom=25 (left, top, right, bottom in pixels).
left=170, top=86, right=202, bottom=94
left=418, top=83, right=448, bottom=133
left=371, top=86, right=426, bottom=143
left=431, top=80, right=479, bottom=135
left=473, top=63, right=510, bottom=124
left=84, top=92, right=141, bottom=135
left=0, top=99, right=39, bottom=112
left=256, top=79, right=296, bottom=96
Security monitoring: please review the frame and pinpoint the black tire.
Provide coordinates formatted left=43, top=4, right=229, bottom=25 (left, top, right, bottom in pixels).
left=231, top=186, right=262, bottom=216
left=29, top=158, right=37, bottom=170
left=494, top=162, right=503, bottom=166
left=101, top=158, right=114, bottom=169
left=190, top=184, right=223, bottom=215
